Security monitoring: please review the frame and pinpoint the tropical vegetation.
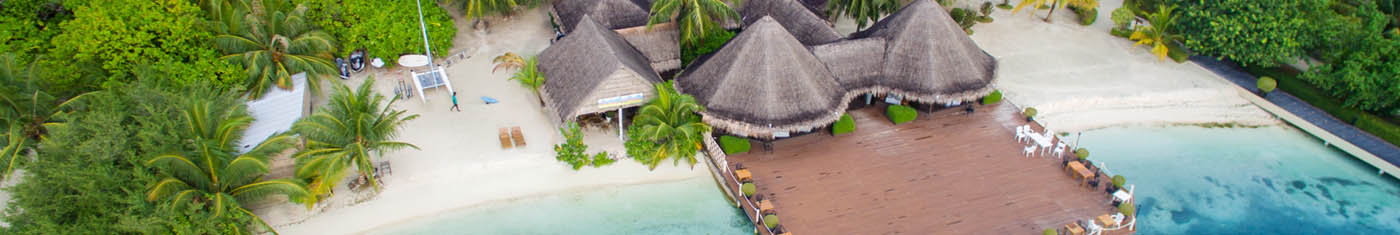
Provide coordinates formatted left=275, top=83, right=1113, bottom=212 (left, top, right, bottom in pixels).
left=492, top=52, right=526, bottom=73
left=509, top=55, right=547, bottom=105
left=681, top=30, right=736, bottom=66
left=1129, top=5, right=1179, bottom=62
left=625, top=81, right=713, bottom=169
left=445, top=0, right=544, bottom=19
left=831, top=114, right=855, bottom=135
left=145, top=101, right=312, bottom=234
left=826, top=0, right=899, bottom=30
left=211, top=0, right=339, bottom=99
left=646, top=0, right=741, bottom=46
left=887, top=105, right=917, bottom=125
left=292, top=79, right=418, bottom=198
left=1013, top=0, right=1097, bottom=22
left=300, top=0, right=457, bottom=66
left=1176, top=0, right=1326, bottom=67
left=719, top=135, right=751, bottom=154
left=554, top=121, right=615, bottom=170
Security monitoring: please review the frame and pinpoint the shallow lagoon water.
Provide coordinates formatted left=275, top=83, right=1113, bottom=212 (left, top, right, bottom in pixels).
left=368, top=176, right=752, bottom=234
left=1079, top=126, right=1400, bottom=234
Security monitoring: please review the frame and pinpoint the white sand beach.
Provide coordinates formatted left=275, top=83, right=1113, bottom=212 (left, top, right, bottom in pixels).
left=255, top=8, right=717, bottom=234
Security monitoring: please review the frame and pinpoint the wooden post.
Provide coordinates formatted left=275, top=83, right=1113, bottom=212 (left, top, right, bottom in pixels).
left=618, top=108, right=625, bottom=140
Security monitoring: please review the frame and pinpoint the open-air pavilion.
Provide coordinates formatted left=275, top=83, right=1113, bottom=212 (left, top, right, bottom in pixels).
left=538, top=17, right=663, bottom=134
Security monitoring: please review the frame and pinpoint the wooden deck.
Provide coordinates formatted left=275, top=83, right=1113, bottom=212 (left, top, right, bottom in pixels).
left=726, top=103, right=1127, bottom=234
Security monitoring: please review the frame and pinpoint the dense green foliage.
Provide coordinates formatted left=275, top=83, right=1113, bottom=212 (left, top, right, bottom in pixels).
left=144, top=100, right=311, bottom=233
left=1044, top=228, right=1059, bottom=235
left=625, top=81, right=712, bottom=169
left=1177, top=0, right=1327, bottom=67
left=718, top=135, right=751, bottom=155
left=292, top=79, right=418, bottom=198
left=0, top=53, right=78, bottom=180
left=763, top=214, right=780, bottom=228
left=0, top=0, right=70, bottom=64
left=445, top=0, right=544, bottom=19
left=950, top=7, right=980, bottom=34
left=302, top=0, right=457, bottom=65
left=554, top=122, right=614, bottom=170
left=1300, top=3, right=1400, bottom=113
left=886, top=105, right=917, bottom=125
left=1244, top=66, right=1400, bottom=147
left=46, top=0, right=240, bottom=93
left=511, top=56, right=546, bottom=103
left=647, top=0, right=741, bottom=46
left=1111, top=175, right=1126, bottom=188
left=212, top=0, right=339, bottom=99
left=1257, top=76, right=1277, bottom=94
left=1119, top=202, right=1135, bottom=215
left=1014, top=0, right=1096, bottom=22
left=826, top=0, right=899, bottom=29
left=680, top=30, right=735, bottom=66
left=2, top=83, right=249, bottom=234
left=1073, top=7, right=1097, bottom=25
left=982, top=90, right=1002, bottom=105
left=831, top=114, right=855, bottom=135
left=1110, top=6, right=1133, bottom=30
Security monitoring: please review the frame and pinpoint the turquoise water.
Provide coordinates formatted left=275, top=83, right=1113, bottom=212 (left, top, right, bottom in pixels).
left=368, top=176, right=753, bottom=234
left=1079, top=126, right=1400, bottom=234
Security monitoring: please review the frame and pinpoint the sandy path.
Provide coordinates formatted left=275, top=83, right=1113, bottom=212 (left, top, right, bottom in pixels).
left=256, top=7, right=716, bottom=234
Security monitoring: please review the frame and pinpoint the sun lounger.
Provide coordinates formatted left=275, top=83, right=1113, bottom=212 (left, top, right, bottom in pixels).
left=499, top=127, right=513, bottom=149
left=481, top=96, right=498, bottom=104
left=511, top=126, right=526, bottom=147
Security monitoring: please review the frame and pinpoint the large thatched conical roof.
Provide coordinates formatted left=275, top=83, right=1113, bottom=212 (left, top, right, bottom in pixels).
left=739, top=0, right=841, bottom=45
left=552, top=0, right=652, bottom=33
left=539, top=17, right=662, bottom=121
left=676, top=16, right=847, bottom=139
left=849, top=0, right=997, bottom=103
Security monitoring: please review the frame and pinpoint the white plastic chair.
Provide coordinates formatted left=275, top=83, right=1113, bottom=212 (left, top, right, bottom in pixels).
left=1053, top=142, right=1066, bottom=158
left=1023, top=145, right=1037, bottom=157
left=1015, top=126, right=1028, bottom=143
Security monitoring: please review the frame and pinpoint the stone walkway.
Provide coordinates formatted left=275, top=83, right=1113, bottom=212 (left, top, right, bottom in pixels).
left=1191, top=56, right=1400, bottom=168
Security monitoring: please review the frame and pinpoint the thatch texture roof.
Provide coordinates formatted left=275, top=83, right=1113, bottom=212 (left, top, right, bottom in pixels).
left=739, top=0, right=841, bottom=45
left=616, top=23, right=682, bottom=72
left=811, top=38, right=886, bottom=89
left=798, top=0, right=828, bottom=18
left=676, top=17, right=847, bottom=139
left=552, top=0, right=652, bottom=33
left=848, top=0, right=997, bottom=103
left=539, top=17, right=663, bottom=122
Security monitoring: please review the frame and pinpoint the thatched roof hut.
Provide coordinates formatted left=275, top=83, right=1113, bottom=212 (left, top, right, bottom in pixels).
left=676, top=17, right=847, bottom=139
left=848, top=0, right=997, bottom=103
left=739, top=0, right=841, bottom=45
left=616, top=23, right=682, bottom=72
left=551, top=0, right=652, bottom=33
left=539, top=17, right=663, bottom=122
left=811, top=38, right=886, bottom=89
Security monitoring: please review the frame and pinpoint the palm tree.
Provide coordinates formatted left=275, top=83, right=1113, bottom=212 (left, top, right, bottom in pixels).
left=626, top=81, right=712, bottom=169
left=1129, top=5, right=1178, bottom=62
left=0, top=54, right=88, bottom=180
left=826, top=0, right=899, bottom=30
left=510, top=56, right=546, bottom=105
left=492, top=52, right=525, bottom=73
left=145, top=101, right=311, bottom=234
left=292, top=78, right=418, bottom=198
left=647, top=0, right=741, bottom=46
left=445, top=0, right=542, bottom=29
left=213, top=0, right=338, bottom=100
left=1013, top=0, right=1096, bottom=22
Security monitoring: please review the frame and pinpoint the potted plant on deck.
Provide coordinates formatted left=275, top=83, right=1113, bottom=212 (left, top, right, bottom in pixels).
left=1024, top=107, right=1038, bottom=123
left=1257, top=76, right=1277, bottom=97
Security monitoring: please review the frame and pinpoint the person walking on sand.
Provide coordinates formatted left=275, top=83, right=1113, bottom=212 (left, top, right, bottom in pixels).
left=450, top=92, right=461, bottom=112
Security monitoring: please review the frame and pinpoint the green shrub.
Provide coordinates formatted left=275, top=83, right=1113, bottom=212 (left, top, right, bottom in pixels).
left=832, top=114, right=855, bottom=135
left=590, top=152, right=616, bottom=168
left=1110, top=27, right=1134, bottom=38
left=976, top=16, right=994, bottom=23
left=1166, top=42, right=1190, bottom=63
left=1257, top=76, right=1277, bottom=93
left=1243, top=66, right=1400, bottom=147
left=1111, top=7, right=1135, bottom=30
left=309, top=0, right=458, bottom=65
left=1075, top=8, right=1098, bottom=26
left=555, top=122, right=612, bottom=170
left=1112, top=175, right=1126, bottom=188
left=887, top=105, right=918, bottom=125
left=950, top=8, right=978, bottom=34
left=1024, top=107, right=1038, bottom=119
left=1076, top=148, right=1090, bottom=161
left=983, top=90, right=1003, bottom=104
left=719, top=135, right=751, bottom=155
left=742, top=183, right=756, bottom=196
left=764, top=214, right=780, bottom=228
left=1043, top=228, right=1058, bottom=235
left=1119, top=202, right=1136, bottom=215
left=681, top=30, right=735, bottom=66
left=997, top=3, right=1013, bottom=10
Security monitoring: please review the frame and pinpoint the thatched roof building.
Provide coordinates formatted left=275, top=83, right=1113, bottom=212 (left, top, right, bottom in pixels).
left=539, top=17, right=663, bottom=122
left=551, top=0, right=653, bottom=33
left=676, top=17, right=847, bottom=139
left=811, top=37, right=886, bottom=89
left=739, top=0, right=841, bottom=45
left=616, top=23, right=682, bottom=72
left=848, top=0, right=997, bottom=103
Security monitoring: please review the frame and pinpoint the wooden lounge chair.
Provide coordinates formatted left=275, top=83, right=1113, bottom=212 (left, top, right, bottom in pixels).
left=511, top=126, right=526, bottom=147
left=499, top=127, right=513, bottom=149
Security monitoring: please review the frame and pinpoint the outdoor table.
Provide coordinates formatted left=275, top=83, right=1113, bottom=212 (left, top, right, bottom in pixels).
left=1064, top=223, right=1085, bottom=235
left=1065, top=161, right=1094, bottom=187
left=1029, top=131, right=1054, bottom=150
left=1113, top=190, right=1133, bottom=203
left=735, top=169, right=753, bottom=181
left=758, top=199, right=775, bottom=213
left=1097, top=214, right=1117, bottom=227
